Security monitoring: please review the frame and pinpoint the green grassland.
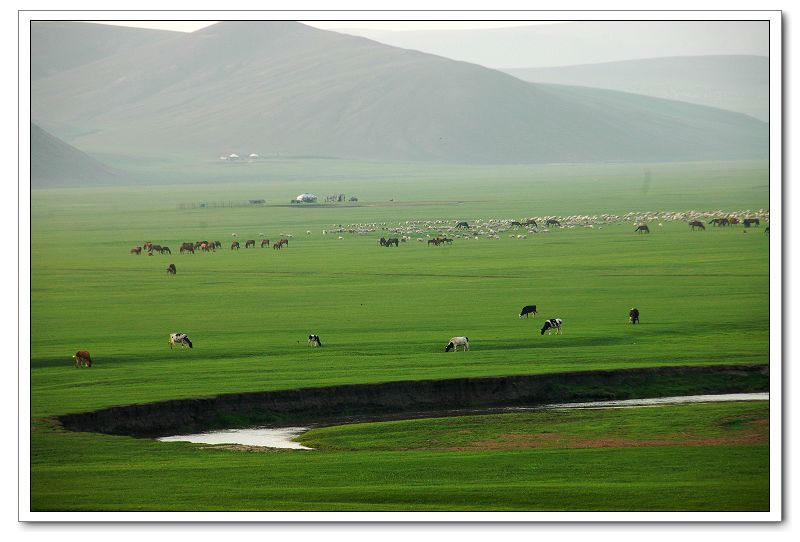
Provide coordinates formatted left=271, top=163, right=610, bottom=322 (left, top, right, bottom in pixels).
left=28, top=159, right=771, bottom=511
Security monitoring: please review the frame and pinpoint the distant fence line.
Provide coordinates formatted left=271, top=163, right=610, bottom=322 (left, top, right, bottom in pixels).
left=176, top=200, right=266, bottom=210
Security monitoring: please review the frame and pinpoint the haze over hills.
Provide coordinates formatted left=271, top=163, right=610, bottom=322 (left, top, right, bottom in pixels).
left=504, top=56, right=769, bottom=121
left=333, top=21, right=769, bottom=69
left=31, top=123, right=121, bottom=188
left=31, top=21, right=179, bottom=80
left=31, top=21, right=767, bottom=166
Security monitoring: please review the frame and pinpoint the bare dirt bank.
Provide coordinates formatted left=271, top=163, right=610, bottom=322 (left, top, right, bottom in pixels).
left=57, top=364, right=768, bottom=437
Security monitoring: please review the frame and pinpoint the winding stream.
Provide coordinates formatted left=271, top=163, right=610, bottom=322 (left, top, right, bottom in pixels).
left=157, top=392, right=768, bottom=450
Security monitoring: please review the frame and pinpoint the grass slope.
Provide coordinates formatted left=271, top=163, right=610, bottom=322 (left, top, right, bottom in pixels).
left=28, top=160, right=771, bottom=511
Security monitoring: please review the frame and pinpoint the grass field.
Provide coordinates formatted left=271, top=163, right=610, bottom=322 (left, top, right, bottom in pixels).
left=28, top=159, right=771, bottom=512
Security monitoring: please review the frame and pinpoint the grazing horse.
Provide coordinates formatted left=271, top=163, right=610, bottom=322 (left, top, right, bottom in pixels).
left=385, top=238, right=399, bottom=247
left=149, top=244, right=162, bottom=254
left=169, top=332, right=193, bottom=349
left=455, top=222, right=470, bottom=229
left=519, top=305, right=537, bottom=318
left=166, top=263, right=176, bottom=275
left=729, top=217, right=740, bottom=225
left=308, top=334, right=322, bottom=347
left=629, top=308, right=640, bottom=324
left=525, top=219, right=538, bottom=227
left=540, top=319, right=563, bottom=335
left=72, top=350, right=92, bottom=368
left=744, top=218, right=760, bottom=228
left=445, top=336, right=470, bottom=352
left=273, top=241, right=282, bottom=250
left=379, top=237, right=388, bottom=246
left=546, top=219, right=561, bottom=227
left=710, top=218, right=730, bottom=227
left=765, top=226, right=770, bottom=235
left=179, top=242, right=195, bottom=254
left=231, top=241, right=240, bottom=250
left=143, top=242, right=153, bottom=252
left=635, top=225, right=650, bottom=234
left=427, top=238, right=440, bottom=246
left=261, top=239, right=270, bottom=248
left=510, top=221, right=523, bottom=227
left=245, top=240, right=256, bottom=248
left=689, top=221, right=705, bottom=231
left=130, top=246, right=142, bottom=255
left=160, top=246, right=171, bottom=254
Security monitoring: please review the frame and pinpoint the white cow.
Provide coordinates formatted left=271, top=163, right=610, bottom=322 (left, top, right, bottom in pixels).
left=169, top=332, right=193, bottom=349
left=445, top=336, right=470, bottom=352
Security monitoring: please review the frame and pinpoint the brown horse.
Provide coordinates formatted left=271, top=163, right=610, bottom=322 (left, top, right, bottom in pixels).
left=180, top=242, right=195, bottom=254
left=130, top=246, right=142, bottom=255
left=261, top=239, right=270, bottom=248
left=245, top=240, right=256, bottom=248
left=231, top=241, right=240, bottom=250
left=73, top=351, right=92, bottom=368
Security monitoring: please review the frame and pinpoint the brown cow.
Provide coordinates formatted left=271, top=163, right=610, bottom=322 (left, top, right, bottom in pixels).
left=73, top=351, right=92, bottom=368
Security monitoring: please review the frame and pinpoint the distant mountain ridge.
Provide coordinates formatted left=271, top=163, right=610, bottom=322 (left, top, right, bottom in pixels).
left=31, top=21, right=768, bottom=165
left=31, top=123, right=121, bottom=188
left=504, top=55, right=769, bottom=121
left=31, top=21, right=179, bottom=80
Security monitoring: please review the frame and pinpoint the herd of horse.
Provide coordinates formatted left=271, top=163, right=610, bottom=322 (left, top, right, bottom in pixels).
left=632, top=218, right=766, bottom=234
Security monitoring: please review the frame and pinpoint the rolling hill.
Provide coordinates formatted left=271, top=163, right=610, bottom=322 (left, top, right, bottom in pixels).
left=31, top=21, right=179, bottom=80
left=504, top=56, right=769, bottom=121
left=31, top=21, right=768, bottom=165
left=333, top=21, right=769, bottom=70
left=31, top=123, right=122, bottom=188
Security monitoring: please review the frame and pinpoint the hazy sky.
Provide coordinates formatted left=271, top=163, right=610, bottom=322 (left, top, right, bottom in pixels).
left=90, top=20, right=562, bottom=32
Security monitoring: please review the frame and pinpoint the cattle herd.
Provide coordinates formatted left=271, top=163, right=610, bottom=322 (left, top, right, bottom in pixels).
left=79, top=210, right=764, bottom=367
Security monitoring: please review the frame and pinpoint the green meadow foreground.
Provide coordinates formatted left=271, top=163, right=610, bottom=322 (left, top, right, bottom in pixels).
left=30, top=160, right=770, bottom=511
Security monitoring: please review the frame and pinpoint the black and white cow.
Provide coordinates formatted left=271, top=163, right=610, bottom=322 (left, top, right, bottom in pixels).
left=445, top=336, right=470, bottom=352
left=169, top=332, right=193, bottom=349
left=308, top=334, right=322, bottom=347
left=540, top=319, right=563, bottom=335
left=519, top=305, right=537, bottom=318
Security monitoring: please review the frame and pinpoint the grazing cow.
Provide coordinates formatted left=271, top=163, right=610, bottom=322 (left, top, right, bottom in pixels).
left=72, top=350, right=92, bottom=368
left=629, top=308, right=640, bottom=324
left=635, top=225, right=650, bottom=234
left=540, top=318, right=563, bottom=335
left=456, top=222, right=470, bottom=229
left=179, top=242, right=195, bottom=254
left=308, top=334, right=322, bottom=347
left=689, top=221, right=705, bottom=231
left=245, top=240, right=256, bottom=248
left=167, top=263, right=176, bottom=275
left=160, top=246, right=171, bottom=254
left=130, top=246, right=142, bottom=255
left=519, top=305, right=537, bottom=319
left=546, top=219, right=561, bottom=227
left=169, top=332, right=193, bottom=349
left=261, top=239, right=270, bottom=248
left=445, top=336, right=470, bottom=352
left=231, top=241, right=240, bottom=250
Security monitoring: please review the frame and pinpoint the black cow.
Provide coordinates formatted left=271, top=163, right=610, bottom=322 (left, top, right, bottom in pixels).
left=540, top=318, right=563, bottom=335
left=519, top=305, right=537, bottom=319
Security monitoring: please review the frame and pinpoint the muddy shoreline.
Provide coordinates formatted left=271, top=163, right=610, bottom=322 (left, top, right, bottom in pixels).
left=57, top=364, right=769, bottom=437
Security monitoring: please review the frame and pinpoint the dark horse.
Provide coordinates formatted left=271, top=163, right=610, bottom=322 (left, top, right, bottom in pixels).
left=245, top=240, right=256, bottom=248
left=635, top=225, right=650, bottom=234
left=385, top=238, right=399, bottom=247
left=629, top=308, right=640, bottom=324
left=689, top=221, right=705, bottom=231
left=179, top=242, right=194, bottom=254
left=231, top=241, right=240, bottom=250
left=456, top=221, right=470, bottom=229
left=167, top=263, right=176, bottom=275
left=744, top=218, right=761, bottom=228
